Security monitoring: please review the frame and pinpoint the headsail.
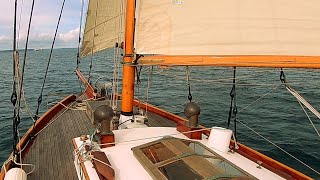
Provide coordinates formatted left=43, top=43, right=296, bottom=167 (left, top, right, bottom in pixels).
left=135, top=0, right=320, bottom=56
left=81, top=0, right=125, bottom=57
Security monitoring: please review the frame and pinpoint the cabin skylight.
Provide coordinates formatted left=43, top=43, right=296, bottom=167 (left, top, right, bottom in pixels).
left=132, top=137, right=256, bottom=180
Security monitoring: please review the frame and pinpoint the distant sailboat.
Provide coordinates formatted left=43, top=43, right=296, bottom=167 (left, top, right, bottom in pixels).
left=1, top=0, right=320, bottom=180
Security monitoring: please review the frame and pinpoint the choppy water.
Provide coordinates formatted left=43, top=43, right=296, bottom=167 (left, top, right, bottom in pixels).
left=0, top=48, right=319, bottom=178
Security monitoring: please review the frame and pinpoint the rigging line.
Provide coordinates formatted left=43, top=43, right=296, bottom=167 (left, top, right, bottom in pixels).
left=285, top=86, right=320, bottom=121
left=112, top=43, right=118, bottom=109
left=98, top=127, right=212, bottom=146
left=34, top=0, right=66, bottom=120
left=88, top=0, right=99, bottom=85
left=16, top=0, right=25, bottom=49
left=280, top=69, right=320, bottom=120
left=298, top=101, right=320, bottom=138
left=236, top=119, right=320, bottom=175
left=45, top=70, right=76, bottom=108
left=76, top=0, right=85, bottom=67
left=152, top=70, right=310, bottom=86
left=145, top=66, right=154, bottom=115
left=186, top=66, right=192, bottom=102
left=11, top=0, right=18, bottom=155
left=15, top=0, right=36, bottom=157
left=13, top=49, right=36, bottom=123
left=238, top=84, right=281, bottom=114
left=227, top=68, right=236, bottom=129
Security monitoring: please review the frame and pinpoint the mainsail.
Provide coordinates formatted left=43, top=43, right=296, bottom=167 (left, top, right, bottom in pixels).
left=135, top=0, right=320, bottom=56
left=81, top=0, right=125, bottom=56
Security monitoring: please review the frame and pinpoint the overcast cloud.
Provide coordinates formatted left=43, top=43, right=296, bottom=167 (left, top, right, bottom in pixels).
left=0, top=0, right=86, bottom=50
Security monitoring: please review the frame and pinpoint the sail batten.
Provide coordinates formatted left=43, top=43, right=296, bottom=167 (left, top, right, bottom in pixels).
left=135, top=0, right=320, bottom=57
left=81, top=0, right=125, bottom=57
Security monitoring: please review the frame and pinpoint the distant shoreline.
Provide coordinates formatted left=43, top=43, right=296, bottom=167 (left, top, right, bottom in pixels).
left=0, top=47, right=76, bottom=52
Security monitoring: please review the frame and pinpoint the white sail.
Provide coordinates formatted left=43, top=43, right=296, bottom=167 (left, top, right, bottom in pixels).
left=135, top=0, right=320, bottom=56
left=81, top=0, right=125, bottom=56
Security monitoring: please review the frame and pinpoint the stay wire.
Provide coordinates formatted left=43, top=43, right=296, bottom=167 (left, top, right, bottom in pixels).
left=237, top=119, right=320, bottom=175
left=16, top=0, right=36, bottom=158
left=280, top=69, right=320, bottom=138
left=186, top=66, right=192, bottom=102
left=12, top=0, right=18, bottom=156
left=227, top=67, right=238, bottom=140
left=34, top=0, right=66, bottom=120
left=88, top=0, right=99, bottom=85
left=76, top=0, right=85, bottom=68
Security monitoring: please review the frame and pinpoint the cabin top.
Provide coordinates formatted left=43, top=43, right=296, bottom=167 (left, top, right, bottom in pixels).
left=73, top=127, right=285, bottom=180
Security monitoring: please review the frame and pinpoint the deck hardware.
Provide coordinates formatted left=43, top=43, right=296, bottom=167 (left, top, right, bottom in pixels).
left=257, top=161, right=263, bottom=169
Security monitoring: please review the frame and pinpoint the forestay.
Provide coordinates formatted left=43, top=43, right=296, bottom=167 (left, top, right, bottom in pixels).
left=81, top=0, right=125, bottom=56
left=135, top=0, right=320, bottom=56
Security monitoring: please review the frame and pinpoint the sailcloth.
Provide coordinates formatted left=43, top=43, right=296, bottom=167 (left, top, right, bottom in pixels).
left=81, top=0, right=125, bottom=56
left=135, top=0, right=320, bottom=56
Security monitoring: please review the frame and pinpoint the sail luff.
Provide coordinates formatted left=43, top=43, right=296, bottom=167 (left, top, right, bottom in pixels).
left=120, top=0, right=135, bottom=115
left=80, top=0, right=125, bottom=57
left=138, top=55, right=320, bottom=69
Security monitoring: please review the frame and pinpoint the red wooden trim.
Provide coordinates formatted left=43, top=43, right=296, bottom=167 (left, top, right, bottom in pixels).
left=76, top=68, right=94, bottom=99
left=72, top=139, right=90, bottom=180
left=0, top=95, right=76, bottom=180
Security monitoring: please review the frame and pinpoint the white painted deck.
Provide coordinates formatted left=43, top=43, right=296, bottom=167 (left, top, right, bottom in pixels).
left=73, top=127, right=285, bottom=180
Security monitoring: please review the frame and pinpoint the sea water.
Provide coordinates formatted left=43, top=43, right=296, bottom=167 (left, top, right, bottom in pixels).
left=0, top=48, right=319, bottom=178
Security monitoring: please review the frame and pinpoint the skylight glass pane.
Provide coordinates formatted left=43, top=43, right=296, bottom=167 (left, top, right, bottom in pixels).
left=159, top=160, right=203, bottom=180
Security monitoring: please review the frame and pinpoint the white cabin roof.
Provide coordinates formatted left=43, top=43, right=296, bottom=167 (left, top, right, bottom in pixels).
left=73, top=127, right=285, bottom=180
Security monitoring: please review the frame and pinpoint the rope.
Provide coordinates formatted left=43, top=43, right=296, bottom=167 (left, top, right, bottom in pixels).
left=45, top=70, right=76, bottom=108
left=238, top=84, right=281, bottom=114
left=237, top=119, right=320, bottom=175
left=285, top=86, right=320, bottom=121
left=298, top=101, right=320, bottom=137
left=16, top=0, right=25, bottom=49
left=76, top=0, right=85, bottom=67
left=186, top=66, right=193, bottom=102
left=11, top=0, right=18, bottom=155
left=15, top=0, right=35, bottom=157
left=280, top=69, right=320, bottom=137
left=88, top=0, right=99, bottom=84
left=144, top=66, right=153, bottom=114
left=32, top=102, right=73, bottom=137
left=98, top=127, right=212, bottom=146
left=34, top=0, right=66, bottom=120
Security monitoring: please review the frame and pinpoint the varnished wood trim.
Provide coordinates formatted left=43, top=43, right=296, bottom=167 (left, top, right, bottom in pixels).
left=0, top=95, right=76, bottom=180
left=76, top=68, right=94, bottom=99
left=72, top=139, right=90, bottom=180
left=138, top=55, right=320, bottom=69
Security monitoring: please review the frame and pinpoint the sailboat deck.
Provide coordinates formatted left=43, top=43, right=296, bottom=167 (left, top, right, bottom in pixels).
left=22, top=96, right=176, bottom=179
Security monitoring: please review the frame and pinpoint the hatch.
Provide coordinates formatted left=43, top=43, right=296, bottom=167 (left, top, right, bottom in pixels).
left=132, top=136, right=256, bottom=180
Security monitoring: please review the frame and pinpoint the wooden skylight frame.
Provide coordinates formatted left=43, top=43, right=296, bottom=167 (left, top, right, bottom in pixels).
left=132, top=136, right=257, bottom=180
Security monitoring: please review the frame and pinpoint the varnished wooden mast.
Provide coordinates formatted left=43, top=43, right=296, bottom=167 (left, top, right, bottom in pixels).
left=121, top=0, right=135, bottom=115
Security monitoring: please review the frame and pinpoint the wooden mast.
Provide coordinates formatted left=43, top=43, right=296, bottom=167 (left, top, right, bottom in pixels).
left=121, top=0, right=135, bottom=115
